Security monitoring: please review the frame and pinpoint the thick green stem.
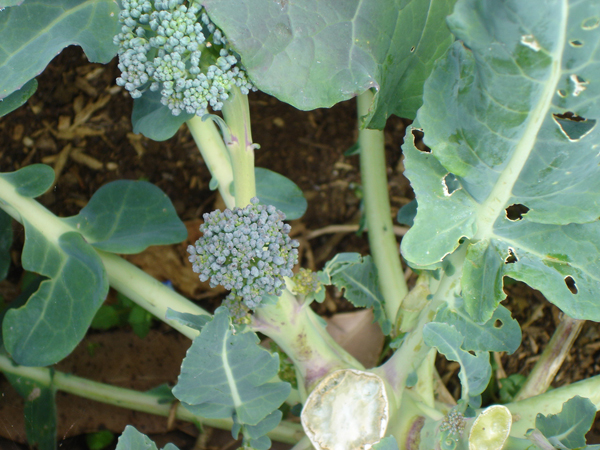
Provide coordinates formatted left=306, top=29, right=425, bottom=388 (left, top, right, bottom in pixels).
left=506, top=374, right=600, bottom=437
left=186, top=115, right=236, bottom=209
left=0, top=354, right=304, bottom=445
left=513, top=314, right=584, bottom=401
left=357, top=90, right=408, bottom=323
left=0, top=179, right=208, bottom=339
left=373, top=247, right=466, bottom=403
left=251, top=290, right=364, bottom=399
left=221, top=86, right=256, bottom=207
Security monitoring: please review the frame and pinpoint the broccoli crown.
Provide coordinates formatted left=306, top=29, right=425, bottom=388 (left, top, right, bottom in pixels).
left=292, top=268, right=321, bottom=295
left=114, top=0, right=254, bottom=116
left=188, top=198, right=299, bottom=309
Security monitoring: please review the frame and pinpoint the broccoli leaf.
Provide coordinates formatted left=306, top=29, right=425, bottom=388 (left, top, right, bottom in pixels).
left=255, top=167, right=307, bottom=220
left=0, top=0, right=119, bottom=100
left=0, top=78, right=37, bottom=117
left=401, top=0, right=600, bottom=323
left=4, top=371, right=57, bottom=450
left=116, top=426, right=180, bottom=450
left=423, top=322, right=491, bottom=399
left=131, top=89, right=193, bottom=141
left=535, top=396, right=597, bottom=449
left=63, top=180, right=187, bottom=254
left=434, top=299, right=521, bottom=353
left=173, top=307, right=290, bottom=426
left=204, top=0, right=456, bottom=127
left=3, top=228, right=109, bottom=366
left=0, top=0, right=24, bottom=7
left=372, top=436, right=399, bottom=450
left=322, top=253, right=391, bottom=335
left=0, top=166, right=109, bottom=366
left=0, top=164, right=54, bottom=198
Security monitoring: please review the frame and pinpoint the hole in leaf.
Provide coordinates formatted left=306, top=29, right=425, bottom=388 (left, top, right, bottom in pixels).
left=564, top=276, right=578, bottom=294
left=557, top=89, right=567, bottom=98
left=505, top=204, right=530, bottom=221
left=520, top=34, right=540, bottom=51
left=505, top=248, right=518, bottom=264
left=442, top=173, right=461, bottom=196
left=569, top=39, right=584, bottom=47
left=410, top=46, right=415, bottom=52
left=582, top=17, right=600, bottom=30
left=494, top=319, right=503, bottom=329
left=411, top=128, right=430, bottom=153
left=552, top=111, right=596, bottom=141
left=569, top=74, right=589, bottom=96
left=468, top=350, right=476, bottom=356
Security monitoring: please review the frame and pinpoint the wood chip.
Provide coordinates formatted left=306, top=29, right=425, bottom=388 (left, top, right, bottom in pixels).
left=57, top=115, right=72, bottom=131
left=127, top=132, right=146, bottom=157
left=70, top=149, right=104, bottom=170
left=53, top=144, right=74, bottom=182
left=11, top=124, right=24, bottom=141
left=75, top=76, right=98, bottom=97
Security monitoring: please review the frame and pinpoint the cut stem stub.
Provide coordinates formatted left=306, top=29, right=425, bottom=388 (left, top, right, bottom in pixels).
left=301, top=369, right=389, bottom=450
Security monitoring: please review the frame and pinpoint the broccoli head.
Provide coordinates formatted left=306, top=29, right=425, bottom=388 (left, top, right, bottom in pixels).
left=188, top=198, right=299, bottom=309
left=114, top=0, right=254, bottom=116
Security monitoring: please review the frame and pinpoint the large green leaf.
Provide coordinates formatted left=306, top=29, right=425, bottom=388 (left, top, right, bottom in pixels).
left=204, top=0, right=455, bottom=127
left=535, top=396, right=597, bottom=449
left=0, top=0, right=119, bottom=100
left=401, top=0, right=600, bottom=322
left=4, top=371, right=57, bottom=450
left=255, top=167, right=307, bottom=220
left=63, top=180, right=187, bottom=254
left=3, top=228, right=109, bottom=366
left=173, top=307, right=290, bottom=426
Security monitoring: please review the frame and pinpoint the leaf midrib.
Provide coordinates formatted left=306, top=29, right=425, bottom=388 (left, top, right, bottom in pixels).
left=473, top=1, right=568, bottom=241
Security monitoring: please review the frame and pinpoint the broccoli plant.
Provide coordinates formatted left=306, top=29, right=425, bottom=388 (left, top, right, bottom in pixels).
left=1, top=0, right=600, bottom=449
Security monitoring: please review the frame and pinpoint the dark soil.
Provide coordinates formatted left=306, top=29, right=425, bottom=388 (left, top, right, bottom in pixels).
left=0, top=46, right=599, bottom=449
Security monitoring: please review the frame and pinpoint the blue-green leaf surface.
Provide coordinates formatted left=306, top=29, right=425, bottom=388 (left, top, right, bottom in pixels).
left=435, top=299, right=521, bottom=353
left=0, top=78, right=37, bottom=117
left=240, top=411, right=283, bottom=450
left=423, top=322, right=491, bottom=398
left=0, top=164, right=54, bottom=198
left=0, top=209, right=12, bottom=281
left=131, top=89, right=193, bottom=141
left=3, top=228, right=108, bottom=366
left=4, top=371, right=57, bottom=450
left=401, top=0, right=600, bottom=323
left=63, top=180, right=187, bottom=254
left=203, top=0, right=455, bottom=127
left=0, top=0, right=24, bottom=7
left=255, top=168, right=307, bottom=220
left=173, top=307, right=290, bottom=425
left=322, top=253, right=391, bottom=334
left=0, top=0, right=119, bottom=100
left=165, top=308, right=211, bottom=331
left=116, top=426, right=180, bottom=450
left=372, top=436, right=399, bottom=450
left=536, top=396, right=596, bottom=449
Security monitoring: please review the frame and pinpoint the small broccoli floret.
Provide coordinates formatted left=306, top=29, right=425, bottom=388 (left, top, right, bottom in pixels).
left=222, top=292, right=251, bottom=325
left=114, top=0, right=255, bottom=116
left=188, top=198, right=299, bottom=309
left=292, top=268, right=321, bottom=295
